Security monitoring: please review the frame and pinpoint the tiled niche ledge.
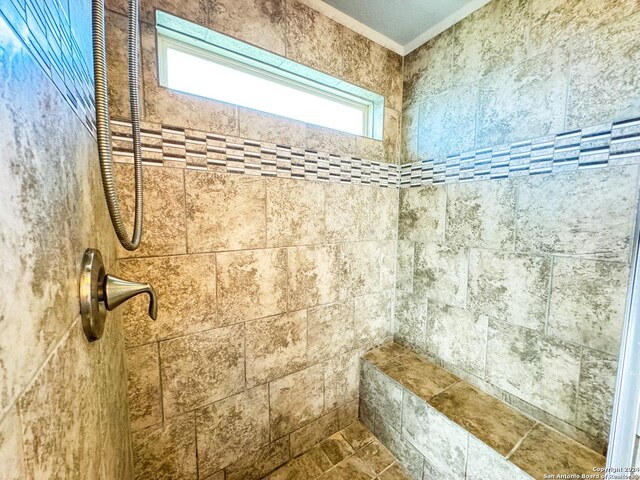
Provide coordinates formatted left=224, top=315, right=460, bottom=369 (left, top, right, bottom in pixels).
left=111, top=116, right=640, bottom=189
left=359, top=343, right=606, bottom=480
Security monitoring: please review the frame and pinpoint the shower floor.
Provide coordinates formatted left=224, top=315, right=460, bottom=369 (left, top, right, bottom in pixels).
left=265, top=421, right=410, bottom=480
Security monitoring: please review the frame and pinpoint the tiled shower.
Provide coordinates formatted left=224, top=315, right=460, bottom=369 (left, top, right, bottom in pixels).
left=1, top=0, right=639, bottom=479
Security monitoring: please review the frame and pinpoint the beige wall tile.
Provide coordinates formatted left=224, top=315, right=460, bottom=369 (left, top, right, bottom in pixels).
left=115, top=164, right=187, bottom=258
left=425, top=302, right=488, bottom=378
left=516, top=167, right=638, bottom=261
left=549, top=258, right=630, bottom=355
left=126, top=343, right=162, bottom=432
left=356, top=136, right=385, bottom=162
left=486, top=319, right=581, bottom=423
left=159, top=325, right=245, bottom=417
left=307, top=301, right=356, bottom=364
left=338, top=400, right=359, bottom=430
left=290, top=410, right=340, bottom=457
left=383, top=108, right=401, bottom=164
left=119, top=253, right=217, bottom=346
left=360, top=362, right=402, bottom=429
left=417, top=82, right=478, bottom=161
left=239, top=108, right=306, bottom=147
left=394, top=292, right=427, bottom=352
left=208, top=0, right=287, bottom=54
left=396, top=241, right=415, bottom=294
left=0, top=407, right=25, bottom=479
left=445, top=179, right=516, bottom=250
left=305, top=125, right=357, bottom=157
left=225, top=436, right=290, bottom=480
left=414, top=242, right=469, bottom=308
left=469, top=250, right=551, bottom=331
left=566, top=11, right=640, bottom=128
left=341, top=242, right=383, bottom=297
left=402, top=391, right=469, bottom=479
left=401, top=104, right=420, bottom=163
left=217, top=248, right=287, bottom=324
left=266, top=177, right=325, bottom=247
left=186, top=171, right=266, bottom=252
left=576, top=349, right=618, bottom=442
left=324, top=350, right=361, bottom=411
left=132, top=414, right=197, bottom=480
left=325, top=184, right=372, bottom=243
left=106, top=10, right=135, bottom=119
left=196, top=385, right=270, bottom=476
left=354, top=292, right=392, bottom=349
left=477, top=49, right=568, bottom=149
left=270, top=365, right=325, bottom=439
left=288, top=244, right=343, bottom=310
left=398, top=185, right=446, bottom=244
left=246, top=311, right=308, bottom=387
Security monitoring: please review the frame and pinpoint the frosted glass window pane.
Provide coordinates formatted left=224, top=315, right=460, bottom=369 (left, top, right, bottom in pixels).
left=165, top=48, right=366, bottom=136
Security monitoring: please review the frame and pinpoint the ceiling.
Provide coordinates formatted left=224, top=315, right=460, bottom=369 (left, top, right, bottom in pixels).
left=301, top=0, right=491, bottom=55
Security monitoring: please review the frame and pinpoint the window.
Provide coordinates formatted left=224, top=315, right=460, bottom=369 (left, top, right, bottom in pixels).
left=156, top=12, right=384, bottom=139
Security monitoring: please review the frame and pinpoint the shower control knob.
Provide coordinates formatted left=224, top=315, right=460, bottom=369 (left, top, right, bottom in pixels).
left=79, top=248, right=157, bottom=342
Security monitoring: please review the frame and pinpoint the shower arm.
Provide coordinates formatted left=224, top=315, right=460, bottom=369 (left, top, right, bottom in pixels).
left=92, top=0, right=143, bottom=251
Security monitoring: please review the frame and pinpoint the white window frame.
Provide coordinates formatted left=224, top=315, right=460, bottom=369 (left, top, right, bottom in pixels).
left=157, top=33, right=375, bottom=138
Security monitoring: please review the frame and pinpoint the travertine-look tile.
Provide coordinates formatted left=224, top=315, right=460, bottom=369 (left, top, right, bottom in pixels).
left=325, top=350, right=361, bottom=411
left=288, top=244, right=342, bottom=310
left=394, top=292, right=427, bottom=352
left=330, top=454, right=375, bottom=479
left=325, top=184, right=371, bottom=243
left=567, top=10, right=640, bottom=129
left=445, top=179, right=516, bottom=250
left=414, top=243, right=469, bottom=308
left=270, top=365, right=325, bottom=439
left=371, top=188, right=400, bottom=242
left=196, top=385, right=270, bottom=476
left=396, top=241, right=414, bottom=293
left=132, top=414, right=197, bottom=480
left=106, top=10, right=135, bottom=118
left=357, top=136, right=385, bottom=162
left=119, top=253, right=216, bottom=346
left=402, top=391, right=468, bottom=479
left=357, top=439, right=395, bottom=475
left=338, top=400, right=360, bottom=430
left=305, top=125, right=357, bottom=157
left=516, top=166, right=638, bottom=261
left=548, top=257, right=629, bottom=355
left=383, top=108, right=401, bottom=163
left=485, top=319, right=581, bottom=423
left=267, top=177, right=325, bottom=246
left=362, top=343, right=411, bottom=370
left=378, top=462, right=414, bottom=480
left=307, top=301, right=355, bottom=364
left=374, top=419, right=425, bottom=479
left=341, top=242, right=383, bottom=297
left=246, top=311, right=307, bottom=387
left=186, top=171, right=266, bottom=252
left=469, top=249, right=551, bottom=330
left=115, top=164, right=187, bottom=257
left=208, top=0, right=286, bottom=55
left=225, top=436, right=290, bottom=480
left=466, top=436, right=532, bottom=480
left=509, top=424, right=605, bottom=479
left=239, top=107, right=306, bottom=146
left=360, top=362, right=403, bottom=429
left=290, top=410, right=340, bottom=457
left=342, top=422, right=376, bottom=451
left=429, top=382, right=535, bottom=456
left=425, top=303, right=488, bottom=377
left=401, top=104, right=420, bottom=163
left=380, top=242, right=398, bottom=292
left=354, top=292, right=392, bottom=349
left=377, top=350, right=458, bottom=403
left=319, top=432, right=356, bottom=466
left=217, top=248, right=287, bottom=324
left=477, top=49, right=568, bottom=148
left=576, top=349, right=618, bottom=441
left=0, top=407, right=25, bottom=479
left=159, top=325, right=245, bottom=417
left=417, top=82, right=478, bottom=161
left=268, top=446, right=331, bottom=480
left=398, top=185, right=446, bottom=243
left=126, top=343, right=162, bottom=432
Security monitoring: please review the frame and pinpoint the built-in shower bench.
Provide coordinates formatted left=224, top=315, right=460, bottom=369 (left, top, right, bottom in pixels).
left=359, top=343, right=606, bottom=480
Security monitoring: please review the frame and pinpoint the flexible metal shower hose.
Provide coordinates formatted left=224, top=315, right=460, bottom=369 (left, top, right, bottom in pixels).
left=92, top=0, right=143, bottom=251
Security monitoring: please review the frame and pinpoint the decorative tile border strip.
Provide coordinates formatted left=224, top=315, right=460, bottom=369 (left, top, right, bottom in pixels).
left=1, top=0, right=96, bottom=135
left=400, top=117, right=640, bottom=187
left=112, top=116, right=640, bottom=189
left=110, top=120, right=400, bottom=188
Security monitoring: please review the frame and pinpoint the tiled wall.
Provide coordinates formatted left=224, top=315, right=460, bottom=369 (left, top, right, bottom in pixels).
left=402, top=0, right=640, bottom=165
left=105, top=1, right=403, bottom=478
left=0, top=1, right=132, bottom=478
left=105, top=0, right=403, bottom=164
left=396, top=0, right=640, bottom=454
